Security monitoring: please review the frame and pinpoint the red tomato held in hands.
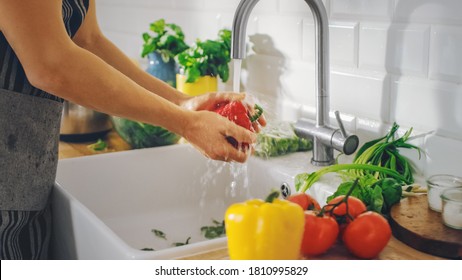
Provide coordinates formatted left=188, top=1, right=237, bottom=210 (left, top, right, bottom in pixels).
left=342, top=211, right=392, bottom=259
left=324, top=195, right=367, bottom=223
left=213, top=101, right=253, bottom=131
left=287, top=193, right=321, bottom=211
left=301, top=211, right=339, bottom=256
left=213, top=101, right=253, bottom=150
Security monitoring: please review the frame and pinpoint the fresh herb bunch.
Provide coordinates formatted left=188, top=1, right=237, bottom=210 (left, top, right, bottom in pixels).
left=295, top=123, right=420, bottom=193
left=295, top=163, right=409, bottom=193
left=141, top=19, right=189, bottom=62
left=177, top=29, right=231, bottom=83
left=326, top=175, right=403, bottom=214
left=351, top=122, right=421, bottom=183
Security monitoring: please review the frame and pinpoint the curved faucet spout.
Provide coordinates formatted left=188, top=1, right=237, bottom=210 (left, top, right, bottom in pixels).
left=232, top=0, right=329, bottom=127
left=231, top=0, right=358, bottom=166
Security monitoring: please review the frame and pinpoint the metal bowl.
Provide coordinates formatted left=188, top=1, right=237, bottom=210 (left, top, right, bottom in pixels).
left=60, top=101, right=112, bottom=142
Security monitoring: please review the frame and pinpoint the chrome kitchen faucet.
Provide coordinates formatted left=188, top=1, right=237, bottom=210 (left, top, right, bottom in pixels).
left=231, top=0, right=359, bottom=166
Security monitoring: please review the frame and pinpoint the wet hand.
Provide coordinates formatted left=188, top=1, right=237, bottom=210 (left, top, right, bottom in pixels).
left=182, top=110, right=256, bottom=163
left=181, top=91, right=267, bottom=132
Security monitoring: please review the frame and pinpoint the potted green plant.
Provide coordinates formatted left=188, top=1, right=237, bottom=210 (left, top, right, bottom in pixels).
left=176, top=29, right=231, bottom=96
left=141, top=18, right=189, bottom=87
left=111, top=19, right=188, bottom=149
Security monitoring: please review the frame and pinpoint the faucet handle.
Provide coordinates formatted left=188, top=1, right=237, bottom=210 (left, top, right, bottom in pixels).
left=331, top=111, right=359, bottom=155
left=334, top=110, right=348, bottom=138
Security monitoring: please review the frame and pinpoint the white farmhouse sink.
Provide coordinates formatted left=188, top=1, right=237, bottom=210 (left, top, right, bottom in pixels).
left=51, top=144, right=337, bottom=260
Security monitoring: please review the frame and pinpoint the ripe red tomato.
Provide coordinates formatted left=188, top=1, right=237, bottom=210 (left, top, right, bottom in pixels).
left=300, top=211, right=339, bottom=256
left=324, top=195, right=366, bottom=223
left=342, top=211, right=392, bottom=259
left=287, top=193, right=321, bottom=211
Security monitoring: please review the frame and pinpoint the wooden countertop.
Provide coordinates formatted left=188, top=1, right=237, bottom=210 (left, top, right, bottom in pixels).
left=59, top=130, right=131, bottom=159
left=58, top=129, right=445, bottom=260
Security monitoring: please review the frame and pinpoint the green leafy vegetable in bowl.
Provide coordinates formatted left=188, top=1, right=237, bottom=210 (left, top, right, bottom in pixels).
left=141, top=19, right=189, bottom=62
left=177, top=29, right=231, bottom=83
left=112, top=116, right=181, bottom=149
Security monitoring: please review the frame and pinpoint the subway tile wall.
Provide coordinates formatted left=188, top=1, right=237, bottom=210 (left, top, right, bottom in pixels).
left=95, top=0, right=462, bottom=174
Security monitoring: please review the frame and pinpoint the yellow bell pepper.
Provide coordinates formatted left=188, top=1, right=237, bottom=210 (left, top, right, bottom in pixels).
left=224, top=191, right=305, bottom=260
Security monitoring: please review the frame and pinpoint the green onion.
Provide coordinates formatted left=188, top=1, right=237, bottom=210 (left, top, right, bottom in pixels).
left=295, top=122, right=420, bottom=193
left=295, top=164, right=410, bottom=193
left=351, top=122, right=421, bottom=183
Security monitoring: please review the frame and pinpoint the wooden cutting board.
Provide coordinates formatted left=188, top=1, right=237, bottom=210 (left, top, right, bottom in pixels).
left=389, top=195, right=462, bottom=259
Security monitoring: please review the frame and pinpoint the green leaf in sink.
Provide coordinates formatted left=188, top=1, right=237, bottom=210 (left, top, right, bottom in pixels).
left=172, top=237, right=191, bottom=247
left=201, top=220, right=226, bottom=239
left=141, top=247, right=155, bottom=251
left=151, top=229, right=167, bottom=240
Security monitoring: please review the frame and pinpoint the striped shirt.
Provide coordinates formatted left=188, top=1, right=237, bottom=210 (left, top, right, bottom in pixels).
left=0, top=0, right=90, bottom=102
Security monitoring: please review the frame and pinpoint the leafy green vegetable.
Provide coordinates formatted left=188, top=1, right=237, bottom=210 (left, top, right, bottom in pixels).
left=295, top=123, right=420, bottom=193
left=112, top=116, right=180, bottom=149
left=141, top=19, right=189, bottom=62
left=326, top=176, right=403, bottom=214
left=255, top=121, right=313, bottom=158
left=295, top=163, right=409, bottom=193
left=151, top=229, right=167, bottom=240
left=141, top=248, right=155, bottom=251
left=201, top=220, right=226, bottom=239
left=378, top=178, right=403, bottom=213
left=172, top=237, right=191, bottom=247
left=352, top=122, right=421, bottom=184
left=86, top=138, right=107, bottom=151
left=177, top=29, right=231, bottom=83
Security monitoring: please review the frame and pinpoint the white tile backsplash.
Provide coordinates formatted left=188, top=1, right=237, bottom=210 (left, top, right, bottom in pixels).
left=279, top=0, right=312, bottom=15
left=423, top=134, right=462, bottom=178
left=389, top=24, right=430, bottom=77
left=330, top=0, right=394, bottom=21
left=256, top=16, right=303, bottom=59
left=95, top=0, right=462, bottom=153
left=429, top=25, right=462, bottom=84
left=394, top=0, right=462, bottom=25
left=390, top=76, right=462, bottom=139
left=303, top=21, right=358, bottom=66
left=172, top=0, right=205, bottom=10
left=331, top=70, right=390, bottom=122
left=358, top=23, right=390, bottom=71
left=330, top=22, right=359, bottom=67
left=253, top=0, right=278, bottom=13
left=204, top=0, right=240, bottom=11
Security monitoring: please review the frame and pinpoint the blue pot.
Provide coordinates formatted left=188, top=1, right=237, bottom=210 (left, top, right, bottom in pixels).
left=146, top=51, right=176, bottom=87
